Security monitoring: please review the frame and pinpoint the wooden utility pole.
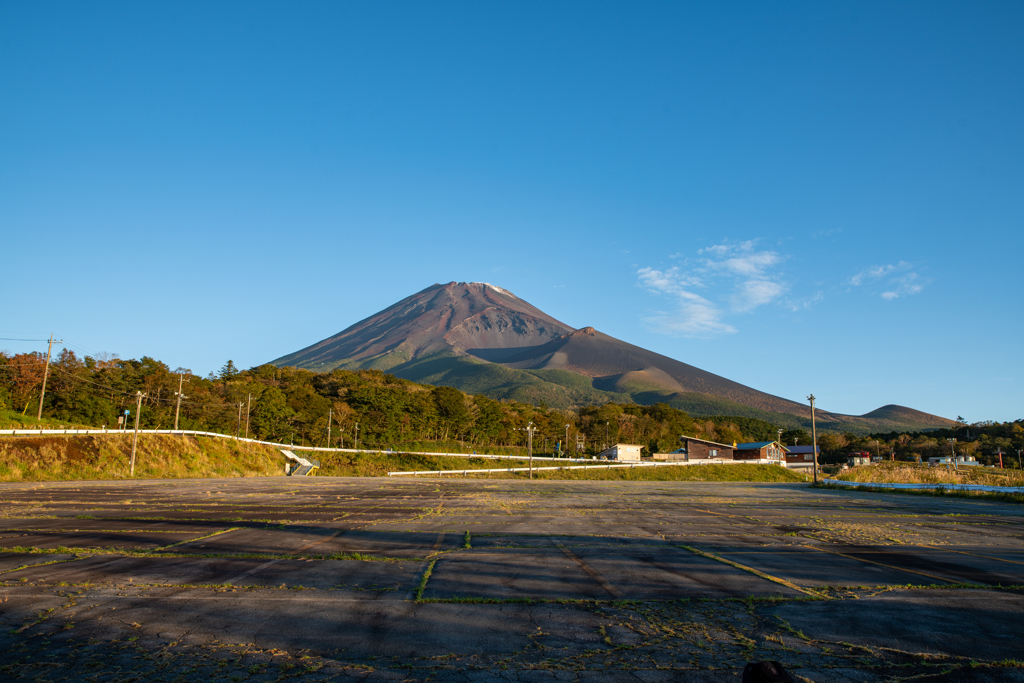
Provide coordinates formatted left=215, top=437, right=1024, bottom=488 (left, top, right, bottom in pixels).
left=173, top=373, right=189, bottom=430
left=245, top=393, right=252, bottom=439
left=326, top=408, right=332, bottom=448
left=36, top=334, right=63, bottom=420
left=236, top=402, right=244, bottom=437
left=808, top=394, right=819, bottom=484
left=130, top=391, right=145, bottom=476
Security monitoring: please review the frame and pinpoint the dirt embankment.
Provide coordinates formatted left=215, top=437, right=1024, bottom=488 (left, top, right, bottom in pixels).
left=0, top=434, right=284, bottom=482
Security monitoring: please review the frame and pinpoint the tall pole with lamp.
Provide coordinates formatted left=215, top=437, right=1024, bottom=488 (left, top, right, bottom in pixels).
left=130, top=391, right=146, bottom=477
left=808, top=395, right=819, bottom=484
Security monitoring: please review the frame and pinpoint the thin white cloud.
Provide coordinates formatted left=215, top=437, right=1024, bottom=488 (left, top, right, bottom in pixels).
left=785, top=291, right=824, bottom=311
left=850, top=261, right=927, bottom=300
left=637, top=241, right=788, bottom=337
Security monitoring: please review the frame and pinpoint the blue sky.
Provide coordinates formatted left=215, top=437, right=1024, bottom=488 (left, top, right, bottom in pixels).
left=2, top=1, right=1021, bottom=422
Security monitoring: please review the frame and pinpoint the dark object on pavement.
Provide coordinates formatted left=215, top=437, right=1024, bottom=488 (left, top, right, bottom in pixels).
left=742, top=661, right=796, bottom=683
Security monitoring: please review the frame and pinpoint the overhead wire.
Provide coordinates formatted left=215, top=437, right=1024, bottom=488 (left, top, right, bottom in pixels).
left=46, top=365, right=240, bottom=410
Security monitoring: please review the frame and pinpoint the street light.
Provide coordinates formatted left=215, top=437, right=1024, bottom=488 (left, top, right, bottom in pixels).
left=807, top=394, right=819, bottom=484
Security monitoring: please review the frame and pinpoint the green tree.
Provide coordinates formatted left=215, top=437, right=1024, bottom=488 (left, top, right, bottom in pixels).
left=433, top=386, right=469, bottom=441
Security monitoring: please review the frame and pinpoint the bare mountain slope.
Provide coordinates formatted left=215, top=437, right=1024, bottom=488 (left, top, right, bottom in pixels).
left=271, top=282, right=957, bottom=431
left=272, top=282, right=573, bottom=371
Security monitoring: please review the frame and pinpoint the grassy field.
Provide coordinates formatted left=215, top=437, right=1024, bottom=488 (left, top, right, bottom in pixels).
left=834, top=462, right=1024, bottom=487
left=0, top=408, right=93, bottom=430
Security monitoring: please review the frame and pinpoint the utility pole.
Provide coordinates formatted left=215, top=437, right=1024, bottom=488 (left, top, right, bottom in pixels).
left=525, top=422, right=537, bottom=479
left=174, top=373, right=190, bottom=430
left=130, top=391, right=145, bottom=476
left=605, top=422, right=609, bottom=451
left=808, top=394, right=819, bottom=484
left=326, top=408, right=332, bottom=448
left=245, top=393, right=251, bottom=439
left=36, top=334, right=63, bottom=420
left=947, top=438, right=957, bottom=471
left=354, top=422, right=359, bottom=450
left=236, top=402, right=244, bottom=437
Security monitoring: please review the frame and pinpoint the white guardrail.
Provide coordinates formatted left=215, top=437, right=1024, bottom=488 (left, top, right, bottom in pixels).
left=390, top=459, right=791, bottom=476
left=390, top=461, right=685, bottom=476
left=0, top=428, right=795, bottom=471
left=822, top=478, right=1024, bottom=494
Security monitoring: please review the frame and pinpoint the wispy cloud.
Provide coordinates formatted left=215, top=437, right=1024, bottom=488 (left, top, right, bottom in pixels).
left=637, top=241, right=788, bottom=337
left=850, top=261, right=927, bottom=300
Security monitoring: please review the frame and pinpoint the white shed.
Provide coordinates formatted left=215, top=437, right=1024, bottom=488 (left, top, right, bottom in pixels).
left=596, top=443, right=643, bottom=461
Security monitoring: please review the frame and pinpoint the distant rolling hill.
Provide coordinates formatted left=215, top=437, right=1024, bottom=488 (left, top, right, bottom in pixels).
left=272, top=282, right=957, bottom=434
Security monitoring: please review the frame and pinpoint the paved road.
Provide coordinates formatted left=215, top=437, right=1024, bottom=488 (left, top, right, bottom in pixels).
left=1, top=477, right=1022, bottom=682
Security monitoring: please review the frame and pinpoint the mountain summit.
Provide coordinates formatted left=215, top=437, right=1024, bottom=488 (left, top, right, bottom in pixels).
left=272, top=282, right=955, bottom=433
left=272, top=282, right=574, bottom=369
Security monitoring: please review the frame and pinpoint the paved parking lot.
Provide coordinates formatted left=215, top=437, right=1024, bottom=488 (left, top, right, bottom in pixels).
left=1, top=477, right=1022, bottom=681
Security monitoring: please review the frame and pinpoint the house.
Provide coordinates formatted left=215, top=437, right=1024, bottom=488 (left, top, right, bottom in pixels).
left=653, top=436, right=734, bottom=462
left=596, top=443, right=644, bottom=461
left=927, top=455, right=980, bottom=467
left=734, top=441, right=788, bottom=462
left=784, top=445, right=819, bottom=469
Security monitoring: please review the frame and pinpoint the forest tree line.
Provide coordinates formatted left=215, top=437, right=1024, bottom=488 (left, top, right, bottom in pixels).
left=2, top=349, right=1021, bottom=464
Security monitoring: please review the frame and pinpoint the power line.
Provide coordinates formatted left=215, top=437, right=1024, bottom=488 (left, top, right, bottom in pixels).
left=0, top=337, right=51, bottom=342
left=44, top=365, right=242, bottom=411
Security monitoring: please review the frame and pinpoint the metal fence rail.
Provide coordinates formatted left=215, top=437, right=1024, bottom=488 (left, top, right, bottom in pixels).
left=0, top=428, right=796, bottom=471
left=389, top=459, right=792, bottom=476
left=389, top=461, right=683, bottom=476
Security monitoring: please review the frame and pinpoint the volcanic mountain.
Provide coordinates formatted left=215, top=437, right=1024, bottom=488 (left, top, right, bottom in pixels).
left=272, top=282, right=956, bottom=433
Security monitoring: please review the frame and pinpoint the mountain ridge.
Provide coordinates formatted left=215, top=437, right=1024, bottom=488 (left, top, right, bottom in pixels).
left=271, top=282, right=956, bottom=433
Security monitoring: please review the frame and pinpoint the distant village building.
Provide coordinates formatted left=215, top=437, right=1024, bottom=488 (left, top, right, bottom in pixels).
left=596, top=443, right=643, bottom=461
left=928, top=455, right=980, bottom=467
left=734, top=441, right=787, bottom=462
left=784, top=445, right=819, bottom=470
left=653, top=437, right=734, bottom=462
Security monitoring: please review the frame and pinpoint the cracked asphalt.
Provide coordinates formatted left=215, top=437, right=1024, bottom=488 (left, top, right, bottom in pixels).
left=1, top=477, right=1022, bottom=682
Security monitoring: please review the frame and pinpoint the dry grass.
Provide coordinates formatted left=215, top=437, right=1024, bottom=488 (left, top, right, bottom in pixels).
left=0, top=435, right=807, bottom=483
left=0, top=434, right=283, bottom=481
left=836, top=463, right=1024, bottom=487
